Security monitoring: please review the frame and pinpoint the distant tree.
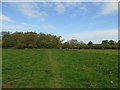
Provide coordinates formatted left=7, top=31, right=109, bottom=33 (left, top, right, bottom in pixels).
left=68, top=39, right=78, bottom=44
left=2, top=32, right=14, bottom=48
left=62, top=42, right=69, bottom=49
left=108, top=40, right=115, bottom=45
left=102, top=40, right=108, bottom=44
left=102, top=44, right=112, bottom=49
left=88, top=41, right=93, bottom=45
left=118, top=40, right=120, bottom=44
left=78, top=44, right=89, bottom=49
left=2, top=31, right=118, bottom=49
left=68, top=39, right=79, bottom=49
left=11, top=32, right=24, bottom=47
left=16, top=43, right=24, bottom=49
left=22, top=32, right=38, bottom=48
left=79, top=41, right=84, bottom=44
left=2, top=31, right=9, bottom=36
left=117, top=40, right=120, bottom=49
left=36, top=33, right=62, bottom=48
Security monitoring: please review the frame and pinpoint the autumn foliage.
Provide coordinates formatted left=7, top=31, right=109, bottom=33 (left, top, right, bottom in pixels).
left=2, top=32, right=119, bottom=49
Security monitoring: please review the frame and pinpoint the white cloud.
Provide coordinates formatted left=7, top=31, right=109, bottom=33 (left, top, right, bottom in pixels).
left=19, top=3, right=39, bottom=18
left=64, top=2, right=81, bottom=7
left=2, top=0, right=119, bottom=2
left=40, top=23, right=55, bottom=30
left=14, top=3, right=48, bottom=21
left=54, top=2, right=87, bottom=16
left=62, top=28, right=118, bottom=43
left=8, top=2, right=87, bottom=18
left=2, top=21, right=55, bottom=32
left=54, top=3, right=65, bottom=14
left=70, top=3, right=88, bottom=17
left=21, top=22, right=33, bottom=27
left=97, top=2, right=118, bottom=17
left=88, top=22, right=102, bottom=26
left=0, top=13, right=14, bottom=22
left=3, top=24, right=25, bottom=30
left=2, top=22, right=35, bottom=32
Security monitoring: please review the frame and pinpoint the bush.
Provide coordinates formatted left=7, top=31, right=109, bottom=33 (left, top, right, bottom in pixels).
left=16, top=43, right=24, bottom=49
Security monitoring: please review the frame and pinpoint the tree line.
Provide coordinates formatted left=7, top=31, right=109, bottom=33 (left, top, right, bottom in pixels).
left=63, top=39, right=119, bottom=49
left=2, top=32, right=62, bottom=49
left=1, top=32, right=120, bottom=49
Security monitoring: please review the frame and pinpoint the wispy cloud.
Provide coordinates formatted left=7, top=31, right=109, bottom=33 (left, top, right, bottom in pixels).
left=8, top=2, right=87, bottom=18
left=96, top=2, right=118, bottom=17
left=0, top=13, right=14, bottom=22
left=54, top=3, right=65, bottom=14
left=63, top=28, right=118, bottom=43
left=40, top=23, right=55, bottom=30
left=2, top=0, right=119, bottom=2
left=2, top=21, right=55, bottom=32
left=2, top=22, right=35, bottom=32
left=88, top=22, right=102, bottom=26
left=13, top=3, right=48, bottom=21
left=54, top=2, right=87, bottom=15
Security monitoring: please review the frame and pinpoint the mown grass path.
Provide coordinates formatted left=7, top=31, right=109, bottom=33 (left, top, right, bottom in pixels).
left=47, top=49, right=61, bottom=88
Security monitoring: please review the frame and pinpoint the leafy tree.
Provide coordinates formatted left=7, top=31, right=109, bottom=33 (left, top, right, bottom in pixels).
left=11, top=32, right=24, bottom=47
left=2, top=32, right=14, bottom=48
left=108, top=40, right=115, bottom=45
left=68, top=39, right=79, bottom=49
left=16, top=43, right=24, bottom=49
left=118, top=40, right=120, bottom=44
left=2, top=31, right=118, bottom=49
left=62, top=42, right=69, bottom=49
left=88, top=41, right=93, bottom=45
left=78, top=44, right=89, bottom=49
left=102, top=40, right=108, bottom=44
left=22, top=32, right=38, bottom=48
left=118, top=40, right=120, bottom=49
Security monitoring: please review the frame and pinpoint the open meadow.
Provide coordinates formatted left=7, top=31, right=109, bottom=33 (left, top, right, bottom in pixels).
left=2, top=49, right=118, bottom=88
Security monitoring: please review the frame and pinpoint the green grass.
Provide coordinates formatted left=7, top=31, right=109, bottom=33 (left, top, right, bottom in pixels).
left=2, top=49, right=118, bottom=88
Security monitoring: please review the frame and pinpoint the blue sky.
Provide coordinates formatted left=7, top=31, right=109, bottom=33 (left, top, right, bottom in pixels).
left=0, top=2, right=118, bottom=43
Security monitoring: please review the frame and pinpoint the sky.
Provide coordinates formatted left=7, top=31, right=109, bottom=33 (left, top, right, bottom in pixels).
left=0, top=2, right=118, bottom=43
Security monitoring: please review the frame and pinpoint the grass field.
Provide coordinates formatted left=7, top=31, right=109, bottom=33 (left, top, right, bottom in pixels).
left=2, top=49, right=118, bottom=88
